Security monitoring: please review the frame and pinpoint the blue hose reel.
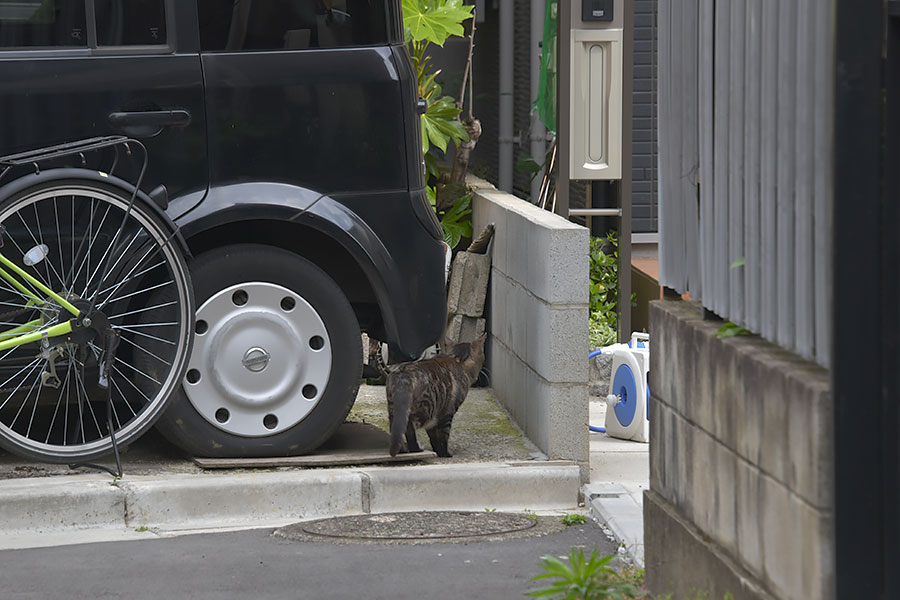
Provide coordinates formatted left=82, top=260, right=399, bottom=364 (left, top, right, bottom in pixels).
left=602, top=333, right=650, bottom=442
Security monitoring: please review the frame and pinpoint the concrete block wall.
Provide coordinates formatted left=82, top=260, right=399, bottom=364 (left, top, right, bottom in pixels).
left=646, top=300, right=834, bottom=600
left=469, top=177, right=590, bottom=477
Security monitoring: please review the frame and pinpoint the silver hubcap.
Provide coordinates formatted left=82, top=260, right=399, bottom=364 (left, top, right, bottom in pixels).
left=184, top=282, right=332, bottom=437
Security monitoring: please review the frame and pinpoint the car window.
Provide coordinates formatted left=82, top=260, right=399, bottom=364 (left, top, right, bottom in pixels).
left=198, top=0, right=388, bottom=52
left=95, top=0, right=167, bottom=46
left=0, top=0, right=87, bottom=48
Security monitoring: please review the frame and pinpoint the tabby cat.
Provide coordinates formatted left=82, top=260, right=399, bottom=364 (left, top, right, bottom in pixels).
left=386, top=334, right=486, bottom=457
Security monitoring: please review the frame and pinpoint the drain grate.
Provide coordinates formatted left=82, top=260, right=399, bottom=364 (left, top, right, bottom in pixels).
left=289, top=511, right=539, bottom=541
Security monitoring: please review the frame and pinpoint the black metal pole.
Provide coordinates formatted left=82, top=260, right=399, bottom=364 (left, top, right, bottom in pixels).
left=617, top=0, right=633, bottom=342
left=832, top=1, right=888, bottom=598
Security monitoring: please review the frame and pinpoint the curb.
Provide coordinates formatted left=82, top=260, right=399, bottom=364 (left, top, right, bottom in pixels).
left=0, top=461, right=580, bottom=540
left=584, top=482, right=645, bottom=567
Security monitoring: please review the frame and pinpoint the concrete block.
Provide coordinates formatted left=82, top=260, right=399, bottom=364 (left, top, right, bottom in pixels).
left=649, top=397, right=665, bottom=496
left=446, top=251, right=491, bottom=317
left=689, top=422, right=716, bottom=535
left=712, top=442, right=738, bottom=554
left=673, top=410, right=695, bottom=519
left=121, top=471, right=363, bottom=529
left=445, top=315, right=485, bottom=346
left=546, top=383, right=589, bottom=463
left=712, top=339, right=740, bottom=449
left=645, top=490, right=778, bottom=600
left=0, top=475, right=124, bottom=533
left=525, top=294, right=589, bottom=383
left=365, top=462, right=581, bottom=512
left=735, top=350, right=765, bottom=465
left=785, top=370, right=833, bottom=509
left=526, top=219, right=590, bottom=305
left=758, top=359, right=790, bottom=485
left=735, top=460, right=764, bottom=578
left=689, top=322, right=717, bottom=436
left=793, top=494, right=835, bottom=600
left=760, top=476, right=803, bottom=600
left=472, top=188, right=509, bottom=276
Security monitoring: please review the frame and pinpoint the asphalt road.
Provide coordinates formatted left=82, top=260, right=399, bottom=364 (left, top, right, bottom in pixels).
left=0, top=519, right=619, bottom=600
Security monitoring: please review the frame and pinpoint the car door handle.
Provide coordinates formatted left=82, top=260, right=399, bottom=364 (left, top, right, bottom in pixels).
left=108, top=109, right=191, bottom=129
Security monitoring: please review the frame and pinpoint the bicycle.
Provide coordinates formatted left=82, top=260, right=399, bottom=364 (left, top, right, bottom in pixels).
left=0, top=137, right=194, bottom=468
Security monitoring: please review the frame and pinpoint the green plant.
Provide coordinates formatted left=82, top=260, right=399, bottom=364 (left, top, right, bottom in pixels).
left=716, top=322, right=751, bottom=338
left=429, top=190, right=473, bottom=249
left=589, top=233, right=623, bottom=348
left=485, top=507, right=497, bottom=513
left=402, top=0, right=475, bottom=249
left=560, top=514, right=587, bottom=526
left=524, top=509, right=540, bottom=522
left=527, top=549, right=642, bottom=600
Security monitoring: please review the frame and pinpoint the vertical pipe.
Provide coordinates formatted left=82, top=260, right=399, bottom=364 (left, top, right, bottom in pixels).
left=556, top=0, right=571, bottom=217
left=617, top=0, right=633, bottom=341
left=530, top=0, right=547, bottom=203
left=499, top=0, right=514, bottom=192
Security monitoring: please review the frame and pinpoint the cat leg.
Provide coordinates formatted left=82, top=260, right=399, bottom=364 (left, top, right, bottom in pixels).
left=427, top=422, right=453, bottom=457
left=405, top=422, right=423, bottom=453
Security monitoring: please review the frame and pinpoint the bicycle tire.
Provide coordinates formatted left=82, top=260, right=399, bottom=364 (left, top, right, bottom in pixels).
left=0, top=178, right=193, bottom=463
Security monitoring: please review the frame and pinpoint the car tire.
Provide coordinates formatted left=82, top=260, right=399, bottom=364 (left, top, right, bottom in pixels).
left=155, top=244, right=362, bottom=457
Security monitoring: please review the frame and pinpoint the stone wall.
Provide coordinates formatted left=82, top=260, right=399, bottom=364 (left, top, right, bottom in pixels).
left=646, top=300, right=834, bottom=600
left=469, top=178, right=590, bottom=478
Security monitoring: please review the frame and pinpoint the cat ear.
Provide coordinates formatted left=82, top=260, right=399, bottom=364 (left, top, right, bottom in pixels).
left=447, top=342, right=472, bottom=361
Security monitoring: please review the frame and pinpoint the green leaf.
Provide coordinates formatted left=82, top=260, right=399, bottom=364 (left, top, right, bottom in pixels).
left=516, top=154, right=542, bottom=175
left=717, top=322, right=752, bottom=338
left=402, top=0, right=473, bottom=46
left=730, top=256, right=746, bottom=268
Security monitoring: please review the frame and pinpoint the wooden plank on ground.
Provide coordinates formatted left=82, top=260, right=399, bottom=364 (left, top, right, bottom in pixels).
left=194, top=451, right=438, bottom=470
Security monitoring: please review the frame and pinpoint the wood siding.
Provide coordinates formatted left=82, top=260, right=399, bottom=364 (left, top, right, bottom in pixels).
left=657, top=0, right=833, bottom=367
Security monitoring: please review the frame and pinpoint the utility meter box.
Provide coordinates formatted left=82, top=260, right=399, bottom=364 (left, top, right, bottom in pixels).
left=569, top=0, right=624, bottom=180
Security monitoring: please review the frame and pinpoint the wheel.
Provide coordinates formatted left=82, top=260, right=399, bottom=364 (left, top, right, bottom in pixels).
left=0, top=179, right=193, bottom=462
left=155, top=244, right=362, bottom=457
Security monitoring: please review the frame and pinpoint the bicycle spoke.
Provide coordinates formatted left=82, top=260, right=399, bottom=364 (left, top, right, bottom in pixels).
left=0, top=357, right=42, bottom=413
left=111, top=363, right=153, bottom=405
left=96, top=252, right=166, bottom=310
left=78, top=203, right=117, bottom=298
left=118, top=334, right=172, bottom=367
left=73, top=358, right=103, bottom=441
left=9, top=357, right=44, bottom=431
left=112, top=324, right=177, bottom=345
left=16, top=208, right=64, bottom=291
left=32, top=201, right=62, bottom=292
left=88, top=344, right=137, bottom=420
left=105, top=279, right=173, bottom=305
left=53, top=196, right=65, bottom=296
left=44, top=357, right=74, bottom=444
left=89, top=341, right=161, bottom=386
left=107, top=300, right=177, bottom=321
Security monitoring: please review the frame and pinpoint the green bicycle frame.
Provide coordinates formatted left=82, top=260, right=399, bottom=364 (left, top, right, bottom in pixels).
left=0, top=252, right=81, bottom=352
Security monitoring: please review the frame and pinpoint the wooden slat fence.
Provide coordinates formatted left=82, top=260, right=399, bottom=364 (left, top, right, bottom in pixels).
left=657, top=0, right=834, bottom=367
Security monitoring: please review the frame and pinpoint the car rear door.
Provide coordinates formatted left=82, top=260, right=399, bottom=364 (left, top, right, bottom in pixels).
left=0, top=0, right=207, bottom=218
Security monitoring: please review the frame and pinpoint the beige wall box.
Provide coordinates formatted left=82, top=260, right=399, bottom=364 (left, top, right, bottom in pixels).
left=569, top=28, right=623, bottom=180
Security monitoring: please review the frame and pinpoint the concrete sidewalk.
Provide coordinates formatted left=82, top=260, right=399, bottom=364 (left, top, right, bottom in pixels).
left=0, top=386, right=583, bottom=550
left=584, top=398, right=649, bottom=567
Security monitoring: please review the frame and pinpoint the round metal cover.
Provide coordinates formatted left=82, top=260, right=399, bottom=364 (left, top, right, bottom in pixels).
left=292, top=511, right=539, bottom=541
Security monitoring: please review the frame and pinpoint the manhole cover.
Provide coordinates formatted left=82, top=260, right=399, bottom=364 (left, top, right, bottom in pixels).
left=276, top=511, right=562, bottom=544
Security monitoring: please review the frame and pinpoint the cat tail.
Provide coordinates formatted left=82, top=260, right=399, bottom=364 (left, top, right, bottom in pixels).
left=389, top=378, right=413, bottom=457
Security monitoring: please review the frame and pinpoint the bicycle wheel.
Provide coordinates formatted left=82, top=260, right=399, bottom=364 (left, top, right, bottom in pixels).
left=0, top=178, right=193, bottom=463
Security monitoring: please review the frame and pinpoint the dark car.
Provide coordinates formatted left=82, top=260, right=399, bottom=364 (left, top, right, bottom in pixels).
left=0, top=0, right=447, bottom=457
